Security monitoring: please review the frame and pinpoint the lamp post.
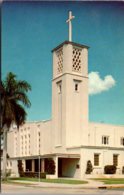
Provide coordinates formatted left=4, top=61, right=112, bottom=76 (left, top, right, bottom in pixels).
left=38, top=154, right=40, bottom=182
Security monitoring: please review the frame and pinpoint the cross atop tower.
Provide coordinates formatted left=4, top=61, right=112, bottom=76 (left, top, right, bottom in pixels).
left=66, top=11, right=75, bottom=42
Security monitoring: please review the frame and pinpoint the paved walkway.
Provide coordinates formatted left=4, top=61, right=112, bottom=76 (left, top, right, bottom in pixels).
left=10, top=178, right=124, bottom=189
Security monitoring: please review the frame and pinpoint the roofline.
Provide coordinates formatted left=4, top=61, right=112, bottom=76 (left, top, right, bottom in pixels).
left=23, top=119, right=52, bottom=124
left=89, top=121, right=124, bottom=127
left=7, top=153, right=80, bottom=160
left=51, top=40, right=90, bottom=52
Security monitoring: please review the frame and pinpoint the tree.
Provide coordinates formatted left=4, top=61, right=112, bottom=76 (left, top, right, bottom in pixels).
left=17, top=160, right=25, bottom=177
left=85, top=160, right=93, bottom=174
left=1, top=72, right=31, bottom=180
left=45, top=158, right=56, bottom=174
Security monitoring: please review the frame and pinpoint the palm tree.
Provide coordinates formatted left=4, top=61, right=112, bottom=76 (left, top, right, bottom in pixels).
left=1, top=72, right=31, bottom=180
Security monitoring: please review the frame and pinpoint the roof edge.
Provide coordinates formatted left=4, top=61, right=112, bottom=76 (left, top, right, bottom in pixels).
left=51, top=40, right=90, bottom=52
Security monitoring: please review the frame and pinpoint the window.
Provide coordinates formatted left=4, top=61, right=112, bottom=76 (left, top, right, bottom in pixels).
left=113, top=154, right=118, bottom=166
left=57, top=81, right=62, bottom=93
left=57, top=48, right=63, bottom=74
left=72, top=47, right=82, bottom=73
left=76, top=164, right=80, bottom=169
left=120, top=137, right=124, bottom=146
left=75, top=83, right=78, bottom=91
left=59, top=85, right=61, bottom=93
left=102, top=136, right=109, bottom=145
left=74, top=80, right=81, bottom=92
left=94, top=154, right=100, bottom=166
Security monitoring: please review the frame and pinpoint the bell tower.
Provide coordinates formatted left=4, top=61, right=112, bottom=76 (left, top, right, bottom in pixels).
left=52, top=11, right=89, bottom=148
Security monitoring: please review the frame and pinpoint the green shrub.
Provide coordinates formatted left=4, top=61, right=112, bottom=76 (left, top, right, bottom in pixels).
left=85, top=160, right=93, bottom=174
left=45, top=158, right=55, bottom=174
left=40, top=172, right=46, bottom=178
left=20, top=171, right=25, bottom=177
left=22, top=172, right=46, bottom=178
left=6, top=169, right=11, bottom=177
left=104, top=165, right=116, bottom=174
left=17, top=160, right=24, bottom=177
left=122, top=166, right=124, bottom=174
left=24, top=172, right=35, bottom=178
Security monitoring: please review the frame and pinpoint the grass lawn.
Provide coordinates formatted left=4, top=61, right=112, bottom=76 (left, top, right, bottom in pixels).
left=6, top=177, right=88, bottom=185
left=93, top=178, right=124, bottom=184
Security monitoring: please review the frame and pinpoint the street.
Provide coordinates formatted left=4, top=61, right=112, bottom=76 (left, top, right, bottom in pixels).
left=1, top=183, right=124, bottom=195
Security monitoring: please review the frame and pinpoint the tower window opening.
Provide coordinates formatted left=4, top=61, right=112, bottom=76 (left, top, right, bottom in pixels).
left=74, top=80, right=81, bottom=92
left=56, top=48, right=63, bottom=74
left=57, top=81, right=62, bottom=94
left=72, top=47, right=82, bottom=73
left=59, top=85, right=61, bottom=93
left=75, top=83, right=78, bottom=91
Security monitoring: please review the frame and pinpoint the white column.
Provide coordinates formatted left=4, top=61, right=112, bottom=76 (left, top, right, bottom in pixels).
left=32, top=159, right=35, bottom=172
left=54, top=156, right=58, bottom=178
left=22, top=159, right=26, bottom=172
left=41, top=159, right=45, bottom=173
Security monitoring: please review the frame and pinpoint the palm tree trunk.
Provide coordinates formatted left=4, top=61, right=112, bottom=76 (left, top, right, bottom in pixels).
left=2, top=126, right=8, bottom=180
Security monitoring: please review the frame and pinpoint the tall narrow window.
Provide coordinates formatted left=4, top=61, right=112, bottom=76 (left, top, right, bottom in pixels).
left=72, top=47, right=82, bottom=73
left=102, top=136, right=109, bottom=145
left=94, top=154, right=100, bottom=166
left=57, top=81, right=62, bottom=94
left=113, top=154, right=118, bottom=166
left=74, top=80, right=81, bottom=92
left=56, top=48, right=63, bottom=74
left=59, top=84, right=61, bottom=93
left=75, top=83, right=78, bottom=91
left=120, top=137, right=124, bottom=146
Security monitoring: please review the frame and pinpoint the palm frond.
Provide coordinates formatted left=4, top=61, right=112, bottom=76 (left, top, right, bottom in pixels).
left=12, top=102, right=27, bottom=128
left=1, top=72, right=31, bottom=130
left=9, top=92, right=31, bottom=108
left=17, top=80, right=31, bottom=92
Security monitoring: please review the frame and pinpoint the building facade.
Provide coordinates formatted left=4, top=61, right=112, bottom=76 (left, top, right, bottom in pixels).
left=5, top=40, right=124, bottom=179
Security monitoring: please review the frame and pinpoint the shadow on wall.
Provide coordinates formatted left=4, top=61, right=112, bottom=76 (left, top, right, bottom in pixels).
left=58, top=158, right=80, bottom=178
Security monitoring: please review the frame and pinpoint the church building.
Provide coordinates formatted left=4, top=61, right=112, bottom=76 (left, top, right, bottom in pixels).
left=6, top=11, right=124, bottom=179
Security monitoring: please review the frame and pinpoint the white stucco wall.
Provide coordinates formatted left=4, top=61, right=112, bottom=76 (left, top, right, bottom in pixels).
left=52, top=43, right=89, bottom=149
left=39, top=120, right=52, bottom=155
left=88, top=122, right=124, bottom=148
left=80, top=148, right=124, bottom=178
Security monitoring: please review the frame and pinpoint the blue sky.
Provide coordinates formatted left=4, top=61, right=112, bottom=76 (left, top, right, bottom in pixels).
left=2, top=1, right=124, bottom=125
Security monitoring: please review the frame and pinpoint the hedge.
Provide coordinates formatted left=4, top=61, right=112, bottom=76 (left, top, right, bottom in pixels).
left=104, top=165, right=116, bottom=174
left=20, top=171, right=46, bottom=178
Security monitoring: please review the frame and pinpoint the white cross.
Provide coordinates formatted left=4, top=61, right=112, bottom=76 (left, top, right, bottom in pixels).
left=66, top=11, right=75, bottom=42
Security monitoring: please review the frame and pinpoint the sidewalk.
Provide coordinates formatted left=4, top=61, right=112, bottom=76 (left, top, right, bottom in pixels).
left=11, top=179, right=124, bottom=189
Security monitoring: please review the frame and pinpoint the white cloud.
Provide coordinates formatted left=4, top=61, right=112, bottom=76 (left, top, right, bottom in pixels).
left=89, top=72, right=116, bottom=95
